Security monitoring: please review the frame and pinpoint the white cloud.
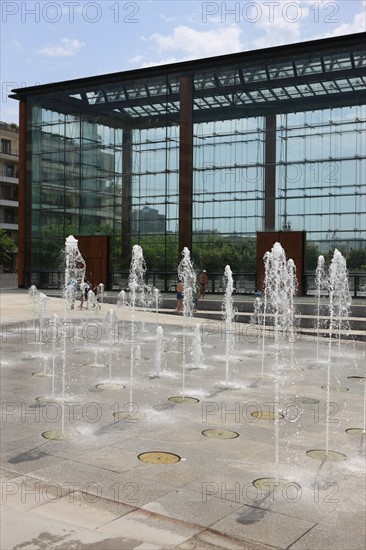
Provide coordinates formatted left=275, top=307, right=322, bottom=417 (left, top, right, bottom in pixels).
left=145, top=24, right=243, bottom=60
left=129, top=55, right=144, bottom=65
left=251, top=2, right=307, bottom=49
left=316, top=8, right=366, bottom=37
left=38, top=38, right=85, bottom=58
left=140, top=57, right=185, bottom=68
left=11, top=39, right=23, bottom=50
left=251, top=0, right=365, bottom=48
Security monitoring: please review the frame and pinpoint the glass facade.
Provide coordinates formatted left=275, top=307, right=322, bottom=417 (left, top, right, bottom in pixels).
left=192, top=117, right=264, bottom=272
left=276, top=107, right=365, bottom=250
left=14, top=33, right=366, bottom=289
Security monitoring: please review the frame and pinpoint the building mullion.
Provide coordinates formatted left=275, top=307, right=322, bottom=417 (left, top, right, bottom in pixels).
left=178, top=74, right=193, bottom=256
left=264, top=114, right=276, bottom=231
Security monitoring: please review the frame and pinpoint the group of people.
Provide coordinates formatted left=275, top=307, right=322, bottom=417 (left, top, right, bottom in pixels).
left=66, top=277, right=103, bottom=310
left=176, top=270, right=208, bottom=312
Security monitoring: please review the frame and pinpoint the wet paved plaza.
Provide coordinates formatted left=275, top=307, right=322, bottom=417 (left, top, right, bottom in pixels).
left=1, top=292, right=365, bottom=549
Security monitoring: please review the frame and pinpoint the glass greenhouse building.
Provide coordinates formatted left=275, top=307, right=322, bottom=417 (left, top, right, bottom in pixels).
left=12, top=33, right=366, bottom=293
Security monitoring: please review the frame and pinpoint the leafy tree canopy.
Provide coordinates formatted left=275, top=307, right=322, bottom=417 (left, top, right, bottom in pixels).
left=0, top=229, right=16, bottom=266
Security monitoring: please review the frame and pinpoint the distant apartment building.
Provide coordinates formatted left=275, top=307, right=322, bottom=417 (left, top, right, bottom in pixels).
left=0, top=122, right=19, bottom=271
left=132, top=206, right=166, bottom=235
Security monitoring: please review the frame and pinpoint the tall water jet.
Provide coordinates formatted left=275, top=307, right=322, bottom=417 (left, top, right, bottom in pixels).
left=260, top=242, right=295, bottom=480
left=251, top=297, right=262, bottom=349
left=87, top=289, right=98, bottom=312
left=49, top=314, right=62, bottom=398
left=330, top=249, right=352, bottom=349
left=191, top=323, right=204, bottom=370
left=64, top=235, right=86, bottom=283
left=117, top=290, right=127, bottom=309
left=117, top=290, right=127, bottom=342
left=64, top=235, right=86, bottom=313
left=128, top=245, right=146, bottom=413
left=28, top=285, right=39, bottom=329
left=154, top=288, right=161, bottom=327
left=38, top=292, right=49, bottom=357
left=105, top=309, right=118, bottom=383
left=96, top=309, right=124, bottom=390
left=315, top=255, right=328, bottom=360
left=285, top=259, right=297, bottom=369
left=325, top=249, right=352, bottom=454
left=141, top=284, right=153, bottom=332
left=42, top=321, right=73, bottom=440
left=261, top=253, right=270, bottom=377
left=31, top=293, right=49, bottom=377
left=36, top=313, right=63, bottom=403
left=154, top=325, right=164, bottom=377
left=177, top=247, right=196, bottom=398
left=96, top=283, right=105, bottom=309
left=222, top=265, right=235, bottom=386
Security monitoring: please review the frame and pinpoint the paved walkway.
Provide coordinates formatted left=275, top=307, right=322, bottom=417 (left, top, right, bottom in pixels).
left=1, top=292, right=365, bottom=549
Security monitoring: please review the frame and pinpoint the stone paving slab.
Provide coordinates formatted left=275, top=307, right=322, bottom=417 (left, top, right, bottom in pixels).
left=210, top=506, right=315, bottom=549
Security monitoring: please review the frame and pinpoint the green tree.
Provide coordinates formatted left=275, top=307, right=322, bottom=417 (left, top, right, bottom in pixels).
left=193, top=235, right=256, bottom=272
left=305, top=243, right=321, bottom=271
left=346, top=248, right=366, bottom=271
left=40, top=222, right=78, bottom=269
left=0, top=229, right=16, bottom=267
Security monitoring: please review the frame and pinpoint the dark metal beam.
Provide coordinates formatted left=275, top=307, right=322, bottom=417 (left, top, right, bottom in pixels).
left=121, top=130, right=133, bottom=268
left=17, top=100, right=27, bottom=288
left=264, top=115, right=276, bottom=231
left=178, top=74, right=193, bottom=257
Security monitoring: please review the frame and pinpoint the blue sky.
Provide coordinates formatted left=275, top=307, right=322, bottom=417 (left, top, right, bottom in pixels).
left=1, top=0, right=365, bottom=123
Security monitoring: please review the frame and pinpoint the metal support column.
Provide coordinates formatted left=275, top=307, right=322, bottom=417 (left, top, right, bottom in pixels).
left=121, top=128, right=132, bottom=268
left=264, top=114, right=276, bottom=231
left=17, top=100, right=27, bottom=287
left=178, top=74, right=194, bottom=256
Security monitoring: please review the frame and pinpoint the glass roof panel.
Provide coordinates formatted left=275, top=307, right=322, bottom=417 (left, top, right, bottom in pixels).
left=307, top=82, right=328, bottom=95
left=322, top=81, right=338, bottom=92
left=85, top=90, right=105, bottom=104
left=294, top=84, right=314, bottom=96
left=268, top=62, right=294, bottom=79
left=103, top=85, right=126, bottom=102
left=168, top=76, right=180, bottom=93
left=147, top=82, right=168, bottom=96
left=348, top=77, right=365, bottom=89
left=214, top=95, right=232, bottom=106
left=124, top=107, right=141, bottom=117
left=271, top=87, right=290, bottom=99
left=295, top=57, right=322, bottom=75
left=334, top=79, right=353, bottom=91
left=194, top=98, right=215, bottom=109
left=194, top=71, right=216, bottom=90
left=249, top=91, right=266, bottom=102
left=282, top=86, right=301, bottom=98
left=216, top=68, right=240, bottom=86
left=242, top=66, right=267, bottom=82
left=124, top=83, right=148, bottom=99
left=24, top=38, right=364, bottom=124
left=323, top=53, right=352, bottom=71
left=258, top=88, right=276, bottom=100
left=166, top=102, right=179, bottom=112
left=353, top=50, right=366, bottom=67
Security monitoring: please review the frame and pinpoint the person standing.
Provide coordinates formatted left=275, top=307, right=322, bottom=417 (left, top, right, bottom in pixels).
left=79, top=277, right=92, bottom=309
left=198, top=270, right=208, bottom=299
left=176, top=281, right=184, bottom=312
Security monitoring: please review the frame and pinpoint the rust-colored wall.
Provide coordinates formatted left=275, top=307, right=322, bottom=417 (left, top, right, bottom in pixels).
left=256, top=231, right=306, bottom=296
left=76, top=236, right=109, bottom=289
left=178, top=74, right=193, bottom=256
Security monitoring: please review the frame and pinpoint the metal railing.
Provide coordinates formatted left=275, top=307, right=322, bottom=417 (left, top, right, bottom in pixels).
left=24, top=269, right=366, bottom=298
